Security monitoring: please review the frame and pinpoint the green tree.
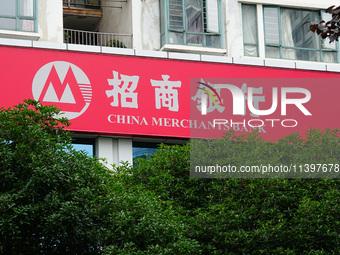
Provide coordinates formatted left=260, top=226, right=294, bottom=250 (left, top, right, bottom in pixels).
left=309, top=5, right=340, bottom=42
left=0, top=99, right=200, bottom=254
left=1, top=99, right=339, bottom=254
left=125, top=130, right=340, bottom=254
left=0, top=99, right=113, bottom=254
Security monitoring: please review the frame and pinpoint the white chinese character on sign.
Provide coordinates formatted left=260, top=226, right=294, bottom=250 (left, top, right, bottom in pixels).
left=106, top=70, right=139, bottom=108
left=151, top=75, right=181, bottom=112
left=191, top=79, right=225, bottom=114
left=241, top=83, right=265, bottom=117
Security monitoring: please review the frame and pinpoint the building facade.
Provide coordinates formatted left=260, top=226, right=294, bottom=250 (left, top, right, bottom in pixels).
left=1, top=0, right=340, bottom=169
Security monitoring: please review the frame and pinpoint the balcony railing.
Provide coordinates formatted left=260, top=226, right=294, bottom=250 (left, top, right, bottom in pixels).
left=64, top=29, right=132, bottom=48
left=63, top=0, right=101, bottom=9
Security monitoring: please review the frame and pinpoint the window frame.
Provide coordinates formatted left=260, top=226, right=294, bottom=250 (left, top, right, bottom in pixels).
left=160, top=0, right=223, bottom=48
left=0, top=0, right=37, bottom=32
left=320, top=10, right=340, bottom=63
left=262, top=5, right=339, bottom=63
left=242, top=4, right=259, bottom=57
left=72, top=138, right=96, bottom=157
left=132, top=141, right=160, bottom=167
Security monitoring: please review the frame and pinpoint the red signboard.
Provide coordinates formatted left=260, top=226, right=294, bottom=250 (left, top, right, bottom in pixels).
left=1, top=45, right=340, bottom=140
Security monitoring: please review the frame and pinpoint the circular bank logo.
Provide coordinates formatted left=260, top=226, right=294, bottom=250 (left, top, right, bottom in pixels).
left=32, top=61, right=92, bottom=119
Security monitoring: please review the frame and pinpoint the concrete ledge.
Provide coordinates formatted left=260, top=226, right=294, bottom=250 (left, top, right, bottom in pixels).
left=295, top=61, right=326, bottom=71
left=1, top=38, right=340, bottom=74
left=201, top=54, right=232, bottom=63
left=0, top=30, right=40, bottom=41
left=264, top=58, right=296, bottom=69
left=67, top=44, right=101, bottom=53
left=326, top=64, right=340, bottom=72
left=135, top=49, right=167, bottom=58
left=33, top=41, right=67, bottom=50
left=102, top=46, right=135, bottom=56
left=0, top=37, right=32, bottom=47
left=168, top=52, right=201, bottom=61
left=161, top=44, right=227, bottom=56
left=233, top=57, right=264, bottom=66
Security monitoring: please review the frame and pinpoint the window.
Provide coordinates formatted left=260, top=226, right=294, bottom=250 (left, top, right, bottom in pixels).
left=242, top=4, right=258, bottom=57
left=0, top=0, right=36, bottom=32
left=160, top=0, right=222, bottom=48
left=264, top=6, right=339, bottom=63
left=242, top=4, right=339, bottom=63
left=72, top=138, right=95, bottom=156
left=133, top=142, right=159, bottom=167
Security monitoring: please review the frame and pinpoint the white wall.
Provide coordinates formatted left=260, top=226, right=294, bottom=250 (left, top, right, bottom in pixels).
left=38, top=0, right=63, bottom=42
left=95, top=137, right=133, bottom=170
left=141, top=0, right=161, bottom=50
left=98, top=0, right=132, bottom=34
left=131, top=0, right=161, bottom=50
left=225, top=0, right=244, bottom=57
left=96, top=1, right=132, bottom=48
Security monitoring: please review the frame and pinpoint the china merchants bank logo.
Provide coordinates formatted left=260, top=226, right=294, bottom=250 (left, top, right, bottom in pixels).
left=32, top=61, right=92, bottom=119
